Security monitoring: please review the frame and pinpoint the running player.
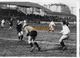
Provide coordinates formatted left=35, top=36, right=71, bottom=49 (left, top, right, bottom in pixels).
left=59, top=20, right=70, bottom=50
left=16, top=20, right=23, bottom=41
left=48, top=20, right=56, bottom=32
left=9, top=18, right=13, bottom=30
left=1, top=19, right=5, bottom=28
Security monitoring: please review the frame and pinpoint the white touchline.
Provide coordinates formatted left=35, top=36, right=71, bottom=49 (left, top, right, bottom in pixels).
left=0, top=37, right=76, bottom=46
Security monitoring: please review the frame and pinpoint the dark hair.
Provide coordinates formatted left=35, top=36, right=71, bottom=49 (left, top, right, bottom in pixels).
left=62, top=20, right=66, bottom=25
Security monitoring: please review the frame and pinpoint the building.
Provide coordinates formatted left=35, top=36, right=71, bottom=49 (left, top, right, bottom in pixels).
left=0, top=2, right=76, bottom=22
left=43, top=3, right=76, bottom=15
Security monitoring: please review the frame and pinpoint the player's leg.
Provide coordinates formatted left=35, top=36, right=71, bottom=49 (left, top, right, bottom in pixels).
left=30, top=31, right=41, bottom=51
left=18, top=31, right=23, bottom=40
left=52, top=26, right=55, bottom=32
left=59, top=35, right=67, bottom=48
left=1, top=23, right=4, bottom=28
left=34, top=42, right=41, bottom=51
left=30, top=41, right=41, bottom=52
left=27, top=35, right=33, bottom=47
left=30, top=39, right=35, bottom=52
left=27, top=31, right=40, bottom=52
left=27, top=36, right=35, bottom=52
left=18, top=32, right=21, bottom=40
left=20, top=35, right=23, bottom=40
left=29, top=31, right=36, bottom=52
left=65, top=35, right=69, bottom=40
left=49, top=26, right=54, bottom=32
left=32, top=36, right=41, bottom=51
left=51, top=26, right=54, bottom=32
left=9, top=24, right=13, bottom=29
left=9, top=23, right=11, bottom=29
left=48, top=26, right=51, bottom=32
left=60, top=40, right=65, bottom=48
left=20, top=31, right=23, bottom=40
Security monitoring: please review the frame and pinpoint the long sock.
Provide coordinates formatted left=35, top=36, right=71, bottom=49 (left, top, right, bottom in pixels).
left=18, top=36, right=20, bottom=40
left=60, top=41, right=65, bottom=47
left=34, top=42, right=39, bottom=47
left=34, top=42, right=40, bottom=51
left=21, top=35, right=23, bottom=40
left=30, top=43, right=33, bottom=47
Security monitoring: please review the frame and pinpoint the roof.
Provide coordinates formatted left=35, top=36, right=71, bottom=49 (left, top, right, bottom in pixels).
left=0, top=2, right=42, bottom=8
left=0, top=2, right=52, bottom=13
left=0, top=2, right=76, bottom=17
left=51, top=12, right=76, bottom=17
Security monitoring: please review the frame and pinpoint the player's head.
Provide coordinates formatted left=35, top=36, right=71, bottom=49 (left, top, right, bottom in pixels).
left=20, top=21, right=23, bottom=24
left=62, top=20, right=66, bottom=25
left=23, top=20, right=26, bottom=23
left=17, top=20, right=20, bottom=23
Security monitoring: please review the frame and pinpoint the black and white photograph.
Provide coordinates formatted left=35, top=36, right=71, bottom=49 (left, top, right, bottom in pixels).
left=0, top=0, right=77, bottom=57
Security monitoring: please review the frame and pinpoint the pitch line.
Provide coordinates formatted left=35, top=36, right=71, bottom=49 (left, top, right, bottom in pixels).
left=38, top=31, right=76, bottom=34
left=0, top=37, right=76, bottom=46
left=38, top=41, right=76, bottom=46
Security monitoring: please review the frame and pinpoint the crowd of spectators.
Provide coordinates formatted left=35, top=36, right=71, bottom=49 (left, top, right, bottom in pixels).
left=0, top=9, right=76, bottom=23
left=25, top=14, right=76, bottom=22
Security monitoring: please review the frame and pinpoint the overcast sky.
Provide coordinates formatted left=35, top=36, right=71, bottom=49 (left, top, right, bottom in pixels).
left=28, top=0, right=77, bottom=7
left=0, top=0, right=78, bottom=8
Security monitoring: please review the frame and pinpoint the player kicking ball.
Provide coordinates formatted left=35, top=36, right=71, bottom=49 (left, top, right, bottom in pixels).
left=59, top=20, right=70, bottom=50
left=23, top=24, right=41, bottom=52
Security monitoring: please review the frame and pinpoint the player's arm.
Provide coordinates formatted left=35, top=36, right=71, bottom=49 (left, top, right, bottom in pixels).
left=59, top=26, right=64, bottom=33
left=59, top=30, right=63, bottom=33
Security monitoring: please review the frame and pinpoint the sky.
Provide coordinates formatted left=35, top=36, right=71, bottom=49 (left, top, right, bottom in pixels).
left=28, top=0, right=77, bottom=7
left=0, top=0, right=78, bottom=8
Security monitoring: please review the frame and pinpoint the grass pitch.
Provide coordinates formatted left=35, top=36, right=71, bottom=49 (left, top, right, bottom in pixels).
left=0, top=23, right=76, bottom=57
